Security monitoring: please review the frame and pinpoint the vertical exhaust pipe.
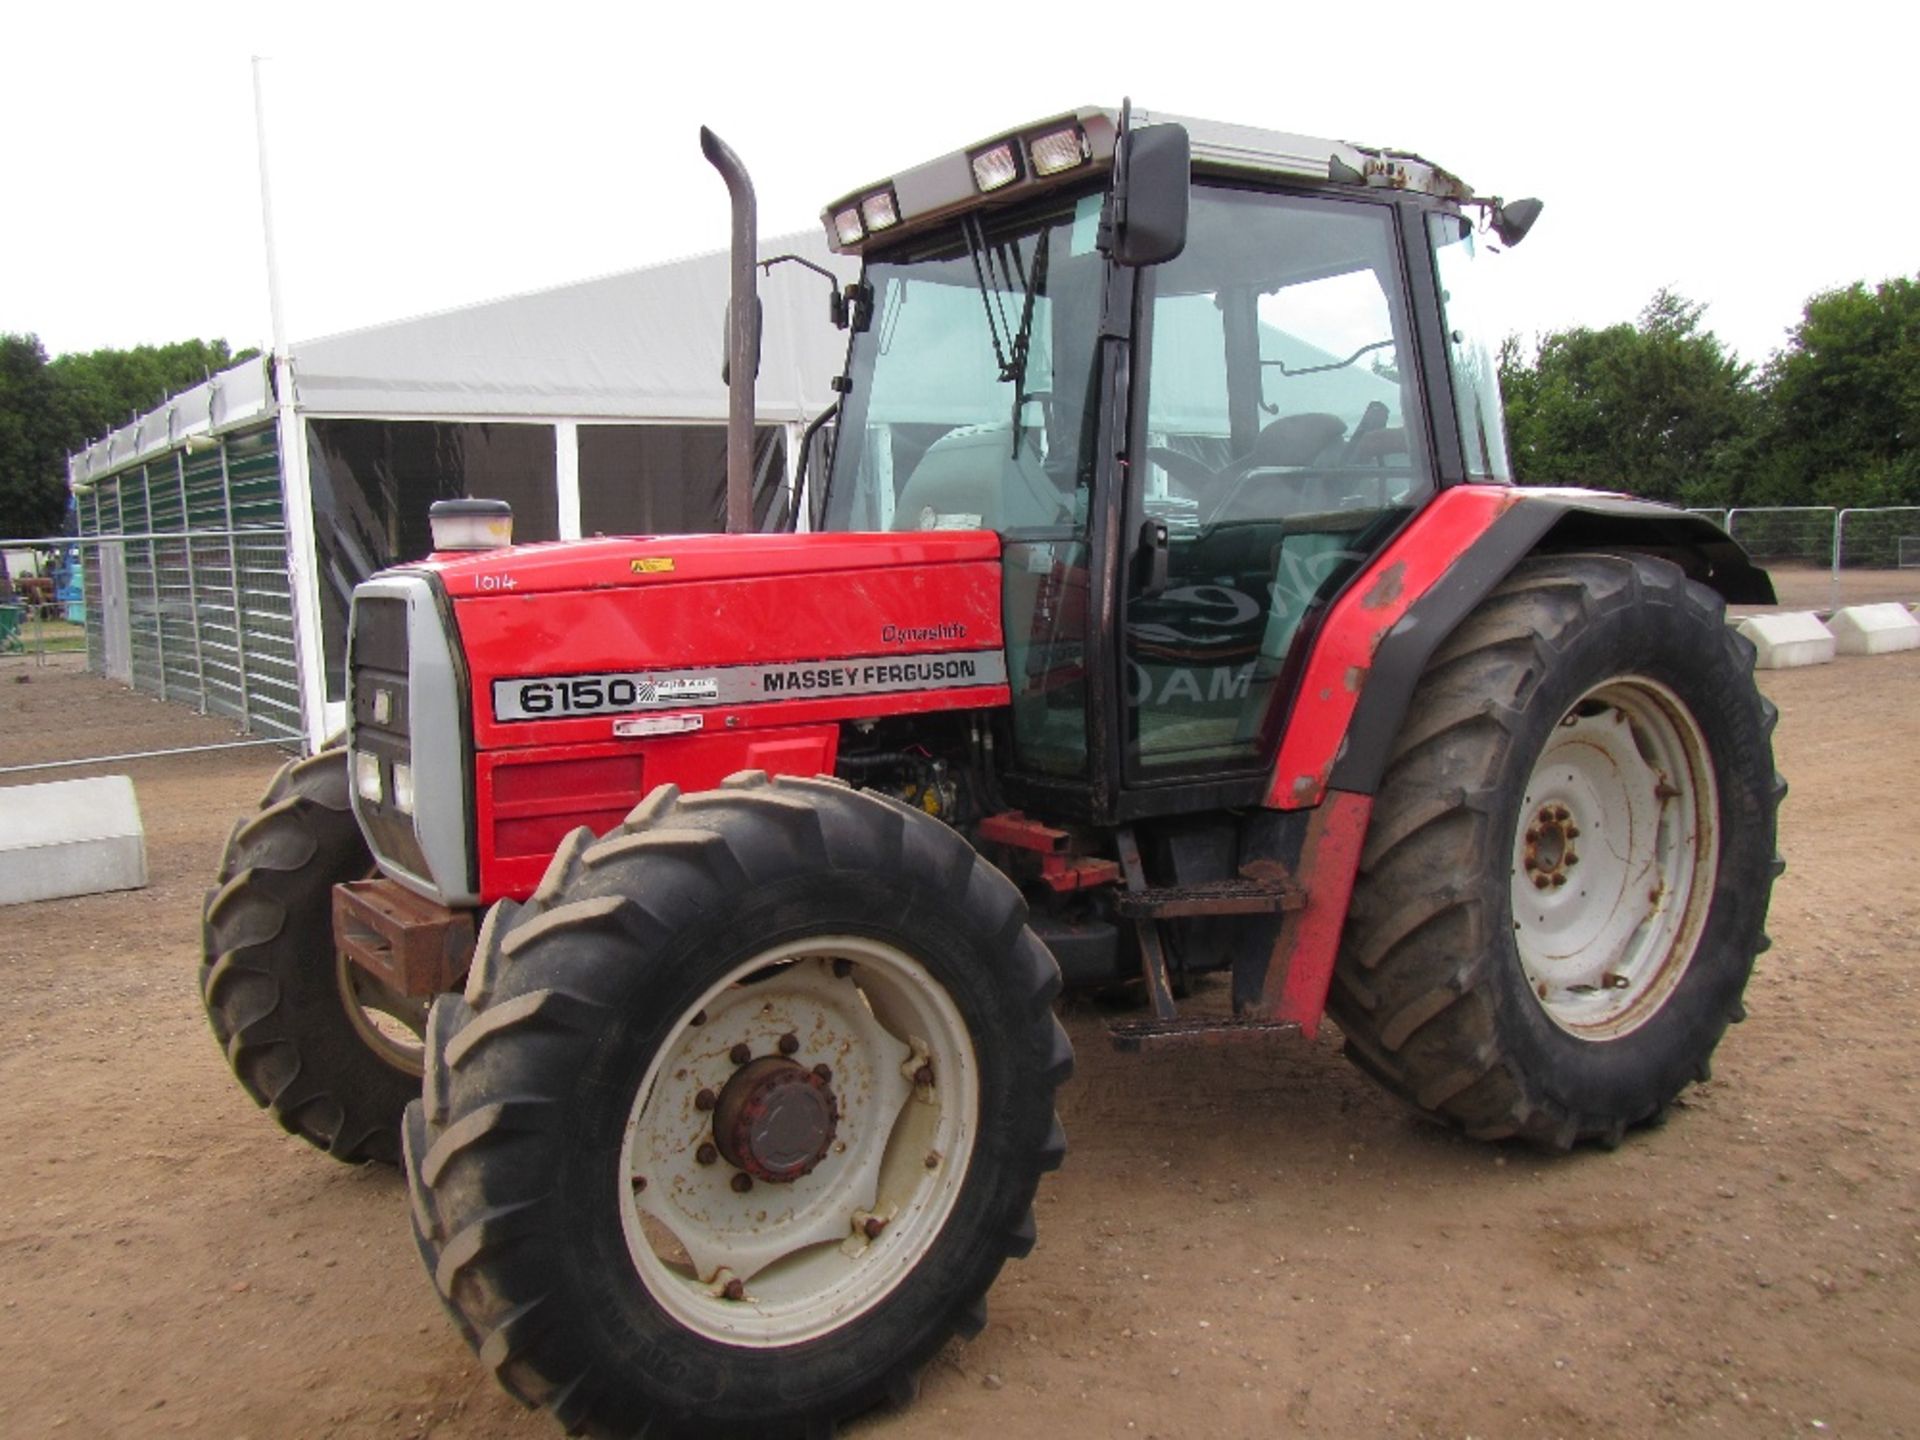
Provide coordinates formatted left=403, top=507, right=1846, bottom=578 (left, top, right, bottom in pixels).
left=701, top=126, right=759, bottom=535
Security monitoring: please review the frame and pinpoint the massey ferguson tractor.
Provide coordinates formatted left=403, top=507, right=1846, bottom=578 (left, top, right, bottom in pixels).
left=201, top=105, right=1782, bottom=1438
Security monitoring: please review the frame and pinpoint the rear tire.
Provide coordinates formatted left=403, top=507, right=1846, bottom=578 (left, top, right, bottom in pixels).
left=406, top=772, right=1070, bottom=1438
left=1328, top=553, right=1782, bottom=1147
left=200, top=747, right=424, bottom=1164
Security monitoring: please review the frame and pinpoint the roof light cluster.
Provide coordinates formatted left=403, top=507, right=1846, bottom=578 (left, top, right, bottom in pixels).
left=969, top=122, right=1090, bottom=194
left=832, top=186, right=901, bottom=247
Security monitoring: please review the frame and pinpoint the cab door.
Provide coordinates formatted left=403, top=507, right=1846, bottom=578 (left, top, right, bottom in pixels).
left=1121, top=186, right=1433, bottom=784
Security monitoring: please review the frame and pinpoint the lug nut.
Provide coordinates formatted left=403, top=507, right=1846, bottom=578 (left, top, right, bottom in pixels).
left=696, top=1143, right=718, bottom=1166
left=731, top=1173, right=754, bottom=1194
left=863, top=1216, right=888, bottom=1239
left=1526, top=827, right=1541, bottom=843
left=925, top=1151, right=941, bottom=1169
left=631, top=1175, right=647, bottom=1192
left=813, top=1063, right=833, bottom=1082
left=1551, top=873, right=1568, bottom=888
left=914, top=1064, right=934, bottom=1087
left=1565, top=825, right=1580, bottom=839
left=730, top=1042, right=752, bottom=1065
left=691, top=1010, right=707, bottom=1026
left=778, top=1032, right=800, bottom=1057
left=722, top=1277, right=745, bottom=1302
left=695, top=1088, right=717, bottom=1111
left=1566, top=852, right=1579, bottom=867
left=1533, top=874, right=1550, bottom=890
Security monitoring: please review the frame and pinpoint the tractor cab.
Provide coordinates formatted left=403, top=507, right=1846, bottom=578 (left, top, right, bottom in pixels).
left=812, top=107, right=1526, bottom=818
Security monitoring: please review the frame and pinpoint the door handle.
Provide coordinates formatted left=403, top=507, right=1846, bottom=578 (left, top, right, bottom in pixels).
left=1137, top=518, right=1170, bottom=598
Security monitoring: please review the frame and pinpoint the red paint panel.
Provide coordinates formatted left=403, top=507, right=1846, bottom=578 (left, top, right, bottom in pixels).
left=428, top=530, right=1001, bottom=599
left=1270, top=790, right=1373, bottom=1037
left=458, top=557, right=1008, bottom=752
left=1266, top=485, right=1519, bottom=809
left=477, top=726, right=839, bottom=900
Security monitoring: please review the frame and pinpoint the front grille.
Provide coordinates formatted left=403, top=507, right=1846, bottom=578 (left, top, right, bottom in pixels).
left=348, top=594, right=431, bottom=881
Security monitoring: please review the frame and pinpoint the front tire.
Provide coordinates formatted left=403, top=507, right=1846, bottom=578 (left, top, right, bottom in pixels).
left=406, top=773, right=1070, bottom=1438
left=200, top=747, right=426, bottom=1164
left=1329, top=553, right=1783, bottom=1147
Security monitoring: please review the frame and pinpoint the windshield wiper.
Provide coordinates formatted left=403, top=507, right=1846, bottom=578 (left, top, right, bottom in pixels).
left=961, top=216, right=1053, bottom=454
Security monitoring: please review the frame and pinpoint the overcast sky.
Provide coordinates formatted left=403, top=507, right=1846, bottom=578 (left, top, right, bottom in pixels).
left=6, top=1, right=1915, bottom=385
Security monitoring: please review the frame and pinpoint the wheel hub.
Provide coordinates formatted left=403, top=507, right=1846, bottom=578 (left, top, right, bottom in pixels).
left=1521, top=802, right=1581, bottom=889
left=713, top=1056, right=838, bottom=1183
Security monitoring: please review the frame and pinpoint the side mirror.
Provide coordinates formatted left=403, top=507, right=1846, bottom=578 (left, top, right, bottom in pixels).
left=1114, top=123, right=1190, bottom=268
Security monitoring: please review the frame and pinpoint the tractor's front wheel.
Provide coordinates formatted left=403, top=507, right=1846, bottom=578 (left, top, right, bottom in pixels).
left=200, top=747, right=425, bottom=1164
left=406, top=773, right=1070, bottom=1439
left=1329, top=553, right=1782, bottom=1147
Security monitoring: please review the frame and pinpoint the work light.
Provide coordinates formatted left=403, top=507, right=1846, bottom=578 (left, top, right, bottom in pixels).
left=832, top=206, right=865, bottom=246
left=1028, top=125, right=1088, bottom=176
left=354, top=751, right=383, bottom=805
left=970, top=140, right=1021, bottom=192
left=860, top=189, right=900, bottom=232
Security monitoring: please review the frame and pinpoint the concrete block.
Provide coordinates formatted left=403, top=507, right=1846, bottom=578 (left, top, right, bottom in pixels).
left=0, top=775, right=148, bottom=906
left=1737, top=612, right=1836, bottom=669
left=1829, top=603, right=1920, bottom=655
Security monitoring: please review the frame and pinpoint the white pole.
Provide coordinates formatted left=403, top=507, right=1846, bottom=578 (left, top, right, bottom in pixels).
left=252, top=57, right=330, bottom=752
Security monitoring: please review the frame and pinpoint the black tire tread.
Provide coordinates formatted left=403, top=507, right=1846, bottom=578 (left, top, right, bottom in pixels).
left=200, top=745, right=416, bottom=1165
left=1328, top=553, right=1783, bottom=1150
left=406, top=772, right=1069, bottom=1439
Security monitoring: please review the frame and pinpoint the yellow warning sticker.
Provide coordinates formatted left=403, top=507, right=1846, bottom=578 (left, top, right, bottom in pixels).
left=630, top=557, right=675, bottom=574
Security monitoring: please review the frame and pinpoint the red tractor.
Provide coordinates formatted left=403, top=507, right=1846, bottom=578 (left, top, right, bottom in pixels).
left=202, top=105, right=1782, bottom=1438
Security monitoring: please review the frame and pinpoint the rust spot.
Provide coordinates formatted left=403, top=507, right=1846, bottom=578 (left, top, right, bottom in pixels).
left=1344, top=665, right=1366, bottom=694
left=1292, top=774, right=1319, bottom=801
left=1361, top=561, right=1407, bottom=610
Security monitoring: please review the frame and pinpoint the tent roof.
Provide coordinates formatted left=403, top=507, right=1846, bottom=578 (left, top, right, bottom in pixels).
left=291, top=229, right=855, bottom=425
left=69, top=230, right=858, bottom=488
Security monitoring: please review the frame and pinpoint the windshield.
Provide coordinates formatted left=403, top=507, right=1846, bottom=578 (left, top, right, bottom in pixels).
left=820, top=190, right=1109, bottom=536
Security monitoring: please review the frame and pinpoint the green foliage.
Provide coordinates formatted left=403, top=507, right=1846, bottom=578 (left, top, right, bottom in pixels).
left=0, top=333, right=73, bottom=538
left=1749, top=277, right=1920, bottom=508
left=0, top=333, right=260, bottom=540
left=1499, top=289, right=1757, bottom=504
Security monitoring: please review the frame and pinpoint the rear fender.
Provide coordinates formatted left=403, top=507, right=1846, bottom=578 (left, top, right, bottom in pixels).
left=1261, top=486, right=1770, bottom=1035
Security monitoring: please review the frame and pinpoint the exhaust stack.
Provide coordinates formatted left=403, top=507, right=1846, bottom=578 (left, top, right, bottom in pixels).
left=701, top=126, right=759, bottom=535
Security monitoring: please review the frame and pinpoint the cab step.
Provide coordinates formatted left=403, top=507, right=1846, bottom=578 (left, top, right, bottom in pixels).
left=1113, top=876, right=1304, bottom=919
left=1108, top=1015, right=1304, bottom=1052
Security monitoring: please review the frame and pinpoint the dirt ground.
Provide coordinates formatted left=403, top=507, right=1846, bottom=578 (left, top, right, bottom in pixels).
left=3, top=640, right=1918, bottom=1440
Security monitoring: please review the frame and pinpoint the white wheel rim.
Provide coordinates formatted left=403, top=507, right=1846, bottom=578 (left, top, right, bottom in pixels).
left=619, top=937, right=978, bottom=1347
left=1510, top=676, right=1719, bottom=1040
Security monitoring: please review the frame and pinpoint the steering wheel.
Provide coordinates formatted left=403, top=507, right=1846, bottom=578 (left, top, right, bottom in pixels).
left=1144, top=445, right=1221, bottom=493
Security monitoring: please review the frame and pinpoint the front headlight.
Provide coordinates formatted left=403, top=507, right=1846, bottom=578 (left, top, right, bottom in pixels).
left=354, top=750, right=384, bottom=805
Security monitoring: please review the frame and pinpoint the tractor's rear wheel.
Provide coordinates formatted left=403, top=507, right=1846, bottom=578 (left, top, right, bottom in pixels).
left=1329, top=553, right=1782, bottom=1148
left=405, top=773, right=1070, bottom=1439
left=200, top=747, right=424, bottom=1164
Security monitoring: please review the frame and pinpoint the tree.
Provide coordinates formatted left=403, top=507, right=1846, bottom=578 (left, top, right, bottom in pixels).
left=1499, top=290, right=1758, bottom=505
left=0, top=333, right=73, bottom=540
left=1749, top=276, right=1920, bottom=508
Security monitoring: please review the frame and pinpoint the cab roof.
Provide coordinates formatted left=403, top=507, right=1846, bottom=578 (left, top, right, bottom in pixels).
left=821, top=104, right=1478, bottom=257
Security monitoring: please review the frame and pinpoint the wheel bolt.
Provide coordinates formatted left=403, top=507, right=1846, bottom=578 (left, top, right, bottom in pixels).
left=863, top=1216, right=888, bottom=1239
left=730, top=1042, right=752, bottom=1065
left=1525, top=827, right=1541, bottom=843
left=691, top=1010, right=707, bottom=1027
left=695, top=1088, right=717, bottom=1111
left=813, top=1063, right=833, bottom=1082
left=696, top=1143, right=718, bottom=1166
left=722, top=1277, right=745, bottom=1302
left=1566, top=853, right=1579, bottom=867
left=731, top=1173, right=754, bottom=1194
left=778, top=1032, right=800, bottom=1056
left=1551, top=873, right=1568, bottom=888
left=914, top=1064, right=934, bottom=1087
left=1533, top=874, right=1550, bottom=890
left=632, top=1175, right=647, bottom=1192
left=1565, top=825, right=1580, bottom=839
